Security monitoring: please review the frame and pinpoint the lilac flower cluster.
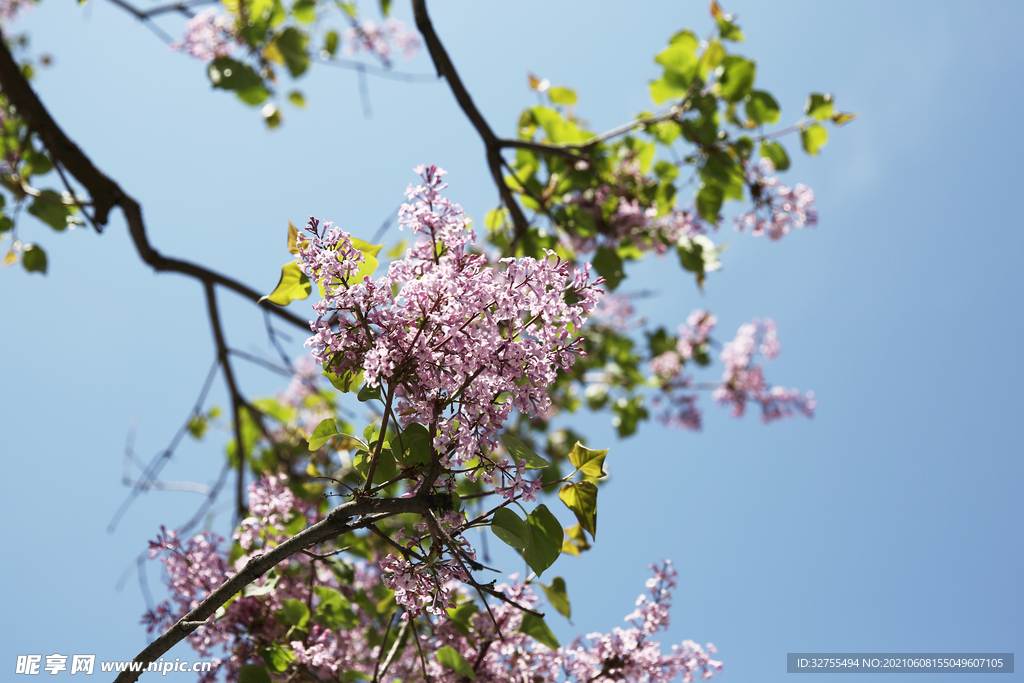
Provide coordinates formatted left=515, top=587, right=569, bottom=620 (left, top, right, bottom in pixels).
left=650, top=310, right=813, bottom=430
left=301, top=165, right=603, bottom=467
left=145, top=475, right=387, bottom=682
left=566, top=153, right=707, bottom=256
left=428, top=563, right=722, bottom=683
left=734, top=158, right=818, bottom=240
left=649, top=309, right=716, bottom=430
left=0, top=0, right=32, bottom=21
left=714, top=318, right=816, bottom=422
left=143, top=527, right=230, bottom=680
left=591, top=292, right=638, bottom=332
left=379, top=510, right=473, bottom=619
left=170, top=9, right=236, bottom=62
left=343, top=18, right=421, bottom=66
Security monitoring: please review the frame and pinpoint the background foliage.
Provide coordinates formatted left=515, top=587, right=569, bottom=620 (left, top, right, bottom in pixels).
left=1, top=0, right=1021, bottom=680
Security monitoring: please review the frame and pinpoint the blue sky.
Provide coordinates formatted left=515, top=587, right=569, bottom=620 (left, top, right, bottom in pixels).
left=1, top=0, right=1020, bottom=680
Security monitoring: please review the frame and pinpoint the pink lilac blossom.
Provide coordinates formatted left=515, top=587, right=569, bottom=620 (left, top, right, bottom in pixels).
left=343, top=18, right=421, bottom=66
left=494, top=458, right=544, bottom=502
left=170, top=9, right=236, bottom=62
left=650, top=309, right=716, bottom=431
left=592, top=292, right=637, bottom=331
left=714, top=318, right=816, bottom=422
left=677, top=309, right=716, bottom=360
left=0, top=0, right=33, bottom=21
left=566, top=153, right=708, bottom=255
left=145, top=475, right=391, bottom=683
left=734, top=158, right=818, bottom=240
left=149, top=499, right=722, bottom=683
left=300, top=165, right=603, bottom=467
left=275, top=356, right=335, bottom=436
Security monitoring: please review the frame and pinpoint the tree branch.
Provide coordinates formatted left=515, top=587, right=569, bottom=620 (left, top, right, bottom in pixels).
left=113, top=496, right=430, bottom=683
left=410, top=0, right=530, bottom=248
left=0, top=37, right=309, bottom=332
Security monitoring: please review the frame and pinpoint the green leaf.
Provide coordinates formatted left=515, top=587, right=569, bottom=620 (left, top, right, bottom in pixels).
left=23, top=150, right=53, bottom=177
left=238, top=665, right=273, bottom=683
left=261, top=103, right=282, bottom=129
left=280, top=599, right=310, bottom=628
left=592, top=246, right=625, bottom=291
left=649, top=77, right=688, bottom=105
left=611, top=395, right=649, bottom=437
left=558, top=481, right=598, bottom=537
left=832, top=111, right=859, bottom=126
left=291, top=0, right=315, bottom=23
left=804, top=92, right=834, bottom=121
left=446, top=602, right=479, bottom=638
left=530, top=106, right=590, bottom=144
left=276, top=27, right=310, bottom=78
left=288, top=90, right=306, bottom=107
left=324, top=30, right=339, bottom=56
left=348, top=237, right=383, bottom=283
left=700, top=153, right=745, bottom=201
left=490, top=507, right=531, bottom=551
left=700, top=39, right=726, bottom=78
left=398, top=422, right=433, bottom=465
left=435, top=646, right=475, bottom=679
left=357, top=383, right=382, bottom=403
left=716, top=17, right=744, bottom=41
left=760, top=140, right=790, bottom=171
left=263, top=261, right=311, bottom=305
left=540, top=577, right=571, bottom=619
left=21, top=244, right=47, bottom=274
left=801, top=124, right=828, bottom=155
left=377, top=0, right=391, bottom=15
left=323, top=368, right=363, bottom=393
left=352, top=448, right=397, bottom=484
left=518, top=612, right=560, bottom=650
left=677, top=235, right=723, bottom=289
left=208, top=58, right=269, bottom=106
left=548, top=86, right=577, bottom=105
left=744, top=90, right=780, bottom=125
left=28, top=191, right=70, bottom=231
left=500, top=433, right=551, bottom=469
left=261, top=643, right=296, bottom=673
left=284, top=511, right=306, bottom=536
left=567, top=442, right=608, bottom=478
left=655, top=32, right=699, bottom=86
left=308, top=418, right=340, bottom=450
left=717, top=56, right=756, bottom=103
left=313, top=586, right=359, bottom=630
left=695, top=183, right=724, bottom=223
left=523, top=504, right=563, bottom=576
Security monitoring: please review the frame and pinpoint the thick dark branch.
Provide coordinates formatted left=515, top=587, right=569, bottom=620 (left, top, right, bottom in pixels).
left=113, top=496, right=430, bottom=683
left=0, top=38, right=308, bottom=331
left=410, top=0, right=530, bottom=248
left=204, top=282, right=249, bottom=520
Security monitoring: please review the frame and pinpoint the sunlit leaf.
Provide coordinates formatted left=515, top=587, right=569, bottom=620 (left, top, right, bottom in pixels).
left=500, top=432, right=551, bottom=469
left=804, top=92, right=834, bottom=121
left=262, top=261, right=310, bottom=305
left=435, top=646, right=475, bottom=679
left=559, top=481, right=597, bottom=536
left=540, top=576, right=571, bottom=619
left=518, top=613, right=560, bottom=650
left=801, top=123, right=828, bottom=155
left=308, top=418, right=340, bottom=450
